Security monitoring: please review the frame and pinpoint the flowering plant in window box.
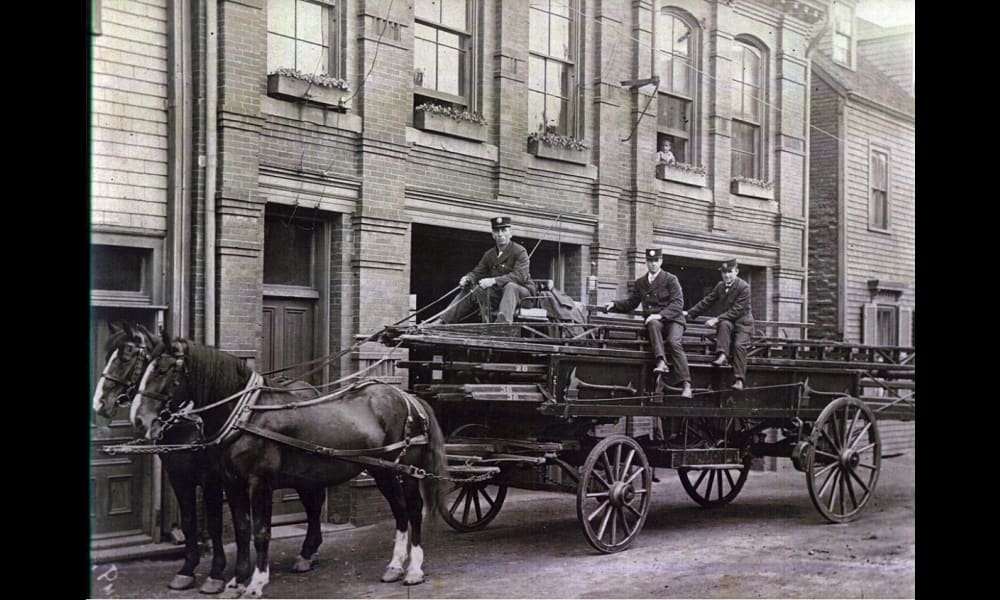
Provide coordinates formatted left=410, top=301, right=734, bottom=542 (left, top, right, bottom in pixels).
left=526, top=131, right=589, bottom=164
left=730, top=176, right=775, bottom=200
left=267, top=68, right=351, bottom=108
left=656, top=162, right=708, bottom=187
left=413, top=103, right=488, bottom=142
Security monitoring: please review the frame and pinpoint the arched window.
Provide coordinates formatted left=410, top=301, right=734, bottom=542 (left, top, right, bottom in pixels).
left=731, top=39, right=764, bottom=180
left=656, top=10, right=696, bottom=164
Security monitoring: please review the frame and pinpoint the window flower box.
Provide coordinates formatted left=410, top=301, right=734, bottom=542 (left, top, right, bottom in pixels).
left=731, top=178, right=775, bottom=200
left=267, top=72, right=350, bottom=108
left=414, top=109, right=487, bottom=142
left=527, top=137, right=588, bottom=165
left=656, top=163, right=707, bottom=187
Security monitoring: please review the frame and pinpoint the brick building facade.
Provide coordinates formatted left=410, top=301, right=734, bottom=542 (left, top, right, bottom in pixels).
left=92, top=0, right=836, bottom=553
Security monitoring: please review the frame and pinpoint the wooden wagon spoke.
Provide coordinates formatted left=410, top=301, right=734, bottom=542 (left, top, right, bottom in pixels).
left=472, top=488, right=484, bottom=520
left=600, top=452, right=616, bottom=482
left=620, top=448, right=636, bottom=480
left=587, top=499, right=611, bottom=522
left=846, top=407, right=862, bottom=446
left=820, top=427, right=842, bottom=454
left=723, top=468, right=736, bottom=491
left=855, top=461, right=878, bottom=471
left=448, top=488, right=468, bottom=515
left=692, top=468, right=710, bottom=490
left=624, top=501, right=643, bottom=521
left=591, top=469, right=612, bottom=491
left=612, top=444, right=623, bottom=480
left=847, top=467, right=870, bottom=496
left=624, top=466, right=643, bottom=486
left=814, top=449, right=839, bottom=461
left=595, top=502, right=613, bottom=540
left=817, top=463, right=838, bottom=497
left=826, top=470, right=842, bottom=514
left=846, top=422, right=873, bottom=452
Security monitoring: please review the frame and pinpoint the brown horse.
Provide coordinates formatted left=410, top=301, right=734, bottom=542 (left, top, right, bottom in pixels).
left=131, top=333, right=447, bottom=598
left=93, top=322, right=228, bottom=593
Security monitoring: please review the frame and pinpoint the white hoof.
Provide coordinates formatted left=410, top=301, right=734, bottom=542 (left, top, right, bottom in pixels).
left=403, top=573, right=425, bottom=586
left=381, top=565, right=405, bottom=583
left=169, top=574, right=196, bottom=590
left=244, top=567, right=269, bottom=598
left=222, top=578, right=245, bottom=599
left=200, top=577, right=227, bottom=594
left=292, top=554, right=315, bottom=572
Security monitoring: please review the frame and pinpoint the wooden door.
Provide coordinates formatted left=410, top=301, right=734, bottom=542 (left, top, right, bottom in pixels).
left=91, top=309, right=153, bottom=543
left=261, top=296, right=317, bottom=524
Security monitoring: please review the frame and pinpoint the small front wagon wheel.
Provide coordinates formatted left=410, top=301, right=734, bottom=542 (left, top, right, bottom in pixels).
left=440, top=478, right=507, bottom=532
left=678, top=457, right=750, bottom=508
left=576, top=435, right=652, bottom=553
left=805, top=396, right=881, bottom=523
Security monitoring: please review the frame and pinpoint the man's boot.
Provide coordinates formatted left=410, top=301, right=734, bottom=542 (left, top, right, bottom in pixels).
left=711, top=352, right=730, bottom=367
left=680, top=381, right=693, bottom=399
left=653, top=358, right=670, bottom=373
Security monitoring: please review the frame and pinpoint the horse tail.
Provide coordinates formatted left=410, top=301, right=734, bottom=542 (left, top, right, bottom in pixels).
left=414, top=394, right=447, bottom=527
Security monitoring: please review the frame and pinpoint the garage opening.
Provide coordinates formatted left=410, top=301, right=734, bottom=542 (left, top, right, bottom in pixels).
left=662, top=256, right=765, bottom=320
left=411, top=223, right=582, bottom=323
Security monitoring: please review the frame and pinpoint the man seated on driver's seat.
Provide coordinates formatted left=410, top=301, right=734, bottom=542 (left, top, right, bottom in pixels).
left=428, top=216, right=535, bottom=325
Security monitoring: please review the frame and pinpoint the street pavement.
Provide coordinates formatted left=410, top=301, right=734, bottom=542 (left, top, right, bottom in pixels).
left=89, top=454, right=915, bottom=599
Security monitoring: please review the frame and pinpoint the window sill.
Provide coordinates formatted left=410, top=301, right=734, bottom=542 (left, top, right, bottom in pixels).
left=867, top=224, right=892, bottom=235
left=266, top=73, right=350, bottom=110
left=656, top=163, right=707, bottom=187
left=414, top=110, right=486, bottom=142
left=731, top=179, right=774, bottom=200
left=527, top=138, right=589, bottom=165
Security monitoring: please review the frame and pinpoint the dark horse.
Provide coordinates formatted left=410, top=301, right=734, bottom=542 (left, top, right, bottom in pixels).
left=131, top=333, right=447, bottom=598
left=93, top=322, right=228, bottom=593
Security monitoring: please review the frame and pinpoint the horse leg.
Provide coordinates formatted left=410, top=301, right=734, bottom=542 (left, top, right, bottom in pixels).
left=372, top=471, right=410, bottom=583
left=223, top=479, right=252, bottom=598
left=243, top=476, right=274, bottom=598
left=165, top=468, right=199, bottom=591
left=401, top=477, right=427, bottom=586
left=199, top=472, right=227, bottom=594
left=292, top=486, right=325, bottom=572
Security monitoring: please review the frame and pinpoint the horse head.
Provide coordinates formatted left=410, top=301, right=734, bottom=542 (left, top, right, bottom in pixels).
left=131, top=332, right=192, bottom=440
left=93, top=322, right=158, bottom=419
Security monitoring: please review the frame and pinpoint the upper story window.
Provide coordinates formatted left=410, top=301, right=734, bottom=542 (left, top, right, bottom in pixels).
left=414, top=0, right=473, bottom=108
left=833, top=2, right=853, bottom=66
left=869, top=148, right=890, bottom=231
left=731, top=39, right=764, bottom=180
left=267, top=0, right=343, bottom=77
left=655, top=11, right=696, bottom=164
left=528, top=0, right=579, bottom=136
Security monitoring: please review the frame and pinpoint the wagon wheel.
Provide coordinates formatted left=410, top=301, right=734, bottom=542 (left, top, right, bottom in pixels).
left=678, top=455, right=751, bottom=508
left=805, top=396, right=881, bottom=523
left=576, top=435, right=652, bottom=553
left=440, top=475, right=507, bottom=532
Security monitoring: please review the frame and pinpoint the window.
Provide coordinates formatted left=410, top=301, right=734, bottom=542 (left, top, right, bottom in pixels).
left=656, top=12, right=695, bottom=163
left=870, top=148, right=890, bottom=230
left=414, top=0, right=472, bottom=107
left=91, top=241, right=161, bottom=307
left=528, top=0, right=578, bottom=136
left=731, top=40, right=763, bottom=179
left=876, top=305, right=897, bottom=346
left=267, top=0, right=342, bottom=77
left=264, top=214, right=316, bottom=287
left=833, top=2, right=853, bottom=66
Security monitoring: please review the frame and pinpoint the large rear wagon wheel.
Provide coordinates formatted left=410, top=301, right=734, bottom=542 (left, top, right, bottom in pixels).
left=678, top=457, right=751, bottom=508
left=440, top=477, right=507, bottom=532
left=805, top=396, right=881, bottom=523
left=576, top=435, right=652, bottom=553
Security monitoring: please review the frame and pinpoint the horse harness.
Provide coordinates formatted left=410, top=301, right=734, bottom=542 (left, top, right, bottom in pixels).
left=100, top=343, right=150, bottom=408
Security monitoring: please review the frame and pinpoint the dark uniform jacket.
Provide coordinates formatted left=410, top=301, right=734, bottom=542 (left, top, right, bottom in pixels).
left=466, top=241, right=533, bottom=288
left=687, top=277, right=754, bottom=326
left=611, top=270, right=686, bottom=326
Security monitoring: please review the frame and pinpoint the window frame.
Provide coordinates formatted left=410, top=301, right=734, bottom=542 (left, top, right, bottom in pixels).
left=267, top=0, right=344, bottom=79
left=832, top=1, right=854, bottom=67
left=655, top=8, right=699, bottom=165
left=875, top=305, right=898, bottom=346
left=868, top=144, right=891, bottom=232
left=730, top=37, right=767, bottom=181
left=413, top=0, right=478, bottom=110
left=527, top=0, right=583, bottom=138
left=90, top=233, right=165, bottom=308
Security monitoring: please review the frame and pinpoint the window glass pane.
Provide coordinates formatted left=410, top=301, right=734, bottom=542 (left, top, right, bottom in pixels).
left=268, top=0, right=295, bottom=37
left=876, top=307, right=897, bottom=345
left=438, top=29, right=460, bottom=50
left=415, top=0, right=439, bottom=22
left=833, top=34, right=849, bottom=63
left=297, top=41, right=326, bottom=75
left=673, top=21, right=690, bottom=57
left=549, top=14, right=569, bottom=60
left=744, top=50, right=760, bottom=87
left=297, top=0, right=324, bottom=44
left=92, top=245, right=148, bottom=292
left=545, top=93, right=565, bottom=131
left=438, top=44, right=461, bottom=95
left=731, top=82, right=743, bottom=116
left=547, top=60, right=568, bottom=98
left=673, top=59, right=689, bottom=95
left=529, top=8, right=548, bottom=54
left=528, top=55, right=546, bottom=92
left=659, top=53, right=672, bottom=91
left=745, top=84, right=760, bottom=122
left=549, top=0, right=570, bottom=17
left=268, top=34, right=295, bottom=71
left=415, top=39, right=437, bottom=89
left=528, top=90, right=546, bottom=131
left=441, top=0, right=467, bottom=30
left=264, top=217, right=313, bottom=286
left=414, top=22, right=435, bottom=42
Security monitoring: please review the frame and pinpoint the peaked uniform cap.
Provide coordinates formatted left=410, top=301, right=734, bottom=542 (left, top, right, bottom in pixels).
left=645, top=248, right=663, bottom=261
left=719, top=258, right=739, bottom=271
left=491, top=216, right=512, bottom=230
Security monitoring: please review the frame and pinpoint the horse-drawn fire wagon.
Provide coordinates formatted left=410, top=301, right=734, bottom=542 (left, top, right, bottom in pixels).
left=382, top=289, right=915, bottom=553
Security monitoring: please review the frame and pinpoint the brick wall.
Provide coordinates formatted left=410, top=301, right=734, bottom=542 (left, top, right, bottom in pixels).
left=807, top=77, right=842, bottom=340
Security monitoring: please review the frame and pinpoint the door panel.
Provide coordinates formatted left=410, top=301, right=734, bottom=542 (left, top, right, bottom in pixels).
left=262, top=296, right=317, bottom=521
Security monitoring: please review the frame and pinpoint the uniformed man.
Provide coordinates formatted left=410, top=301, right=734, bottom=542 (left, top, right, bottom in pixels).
left=684, top=258, right=754, bottom=390
left=604, top=248, right=693, bottom=399
left=429, top=216, right=535, bottom=324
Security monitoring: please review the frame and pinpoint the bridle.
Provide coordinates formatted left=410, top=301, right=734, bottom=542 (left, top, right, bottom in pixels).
left=99, top=341, right=150, bottom=412
left=136, top=348, right=203, bottom=441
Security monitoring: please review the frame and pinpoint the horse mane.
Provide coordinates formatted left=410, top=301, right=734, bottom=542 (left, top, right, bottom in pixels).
left=180, top=339, right=256, bottom=408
